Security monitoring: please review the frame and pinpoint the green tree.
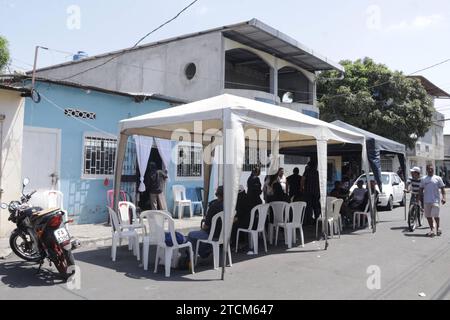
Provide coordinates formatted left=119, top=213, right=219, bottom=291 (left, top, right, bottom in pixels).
left=317, top=57, right=434, bottom=148
left=0, top=35, right=10, bottom=72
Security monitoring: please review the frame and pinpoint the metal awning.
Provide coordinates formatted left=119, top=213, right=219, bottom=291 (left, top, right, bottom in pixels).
left=222, top=19, right=344, bottom=73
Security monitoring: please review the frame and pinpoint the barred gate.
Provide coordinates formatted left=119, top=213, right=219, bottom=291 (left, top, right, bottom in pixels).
left=120, top=137, right=137, bottom=202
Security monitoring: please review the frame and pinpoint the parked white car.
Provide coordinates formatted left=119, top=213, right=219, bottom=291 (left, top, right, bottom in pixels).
left=349, top=172, right=405, bottom=211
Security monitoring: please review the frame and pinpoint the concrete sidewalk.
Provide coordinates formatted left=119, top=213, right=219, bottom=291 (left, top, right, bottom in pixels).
left=0, top=216, right=203, bottom=259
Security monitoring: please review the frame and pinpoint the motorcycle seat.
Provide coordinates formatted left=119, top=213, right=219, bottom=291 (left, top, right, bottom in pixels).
left=33, top=207, right=60, bottom=217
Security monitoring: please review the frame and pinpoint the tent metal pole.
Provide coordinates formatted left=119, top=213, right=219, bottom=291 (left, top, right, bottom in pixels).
left=221, top=117, right=226, bottom=281
left=114, top=133, right=128, bottom=217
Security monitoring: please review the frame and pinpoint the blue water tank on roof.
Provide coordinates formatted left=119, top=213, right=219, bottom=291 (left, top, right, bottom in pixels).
left=73, top=51, right=88, bottom=61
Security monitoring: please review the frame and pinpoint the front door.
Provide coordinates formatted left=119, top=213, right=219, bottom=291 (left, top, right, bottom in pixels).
left=22, top=127, right=61, bottom=200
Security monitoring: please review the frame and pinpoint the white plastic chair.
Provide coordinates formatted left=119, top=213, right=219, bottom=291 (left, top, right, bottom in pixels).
left=235, top=203, right=270, bottom=255
left=172, top=185, right=193, bottom=219
left=275, top=201, right=307, bottom=248
left=107, top=189, right=127, bottom=208
left=195, top=211, right=232, bottom=269
left=46, top=190, right=69, bottom=229
left=353, top=195, right=374, bottom=229
left=191, top=188, right=204, bottom=216
left=316, top=198, right=340, bottom=239
left=150, top=210, right=194, bottom=277
left=267, top=202, right=288, bottom=245
left=333, top=199, right=344, bottom=232
left=118, top=201, right=144, bottom=228
left=141, top=210, right=163, bottom=271
left=331, top=199, right=344, bottom=238
left=107, top=207, right=140, bottom=262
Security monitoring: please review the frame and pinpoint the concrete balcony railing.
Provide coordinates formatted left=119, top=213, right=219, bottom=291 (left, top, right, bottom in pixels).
left=281, top=102, right=319, bottom=118
left=223, top=88, right=280, bottom=105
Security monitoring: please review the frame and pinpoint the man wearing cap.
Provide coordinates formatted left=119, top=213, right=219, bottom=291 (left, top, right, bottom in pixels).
left=406, top=167, right=423, bottom=209
left=420, top=165, right=446, bottom=237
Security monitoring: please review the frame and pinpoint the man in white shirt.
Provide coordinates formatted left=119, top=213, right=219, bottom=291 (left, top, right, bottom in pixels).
left=277, top=167, right=287, bottom=194
left=420, top=165, right=446, bottom=237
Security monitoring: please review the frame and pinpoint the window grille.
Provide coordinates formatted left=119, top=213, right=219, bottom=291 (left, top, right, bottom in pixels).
left=83, top=135, right=117, bottom=178
left=243, top=146, right=269, bottom=172
left=176, top=144, right=202, bottom=178
left=380, top=159, right=393, bottom=172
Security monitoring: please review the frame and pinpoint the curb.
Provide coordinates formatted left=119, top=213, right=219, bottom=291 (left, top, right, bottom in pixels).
left=0, top=249, right=12, bottom=260
left=76, top=226, right=199, bottom=250
left=0, top=226, right=200, bottom=257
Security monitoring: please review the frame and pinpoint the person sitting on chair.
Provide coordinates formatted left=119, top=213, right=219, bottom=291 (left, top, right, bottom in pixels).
left=330, top=181, right=348, bottom=200
left=231, top=185, right=252, bottom=248
left=188, top=186, right=224, bottom=259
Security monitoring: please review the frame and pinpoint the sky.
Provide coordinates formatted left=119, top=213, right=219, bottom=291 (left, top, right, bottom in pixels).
left=1, top=0, right=449, bottom=130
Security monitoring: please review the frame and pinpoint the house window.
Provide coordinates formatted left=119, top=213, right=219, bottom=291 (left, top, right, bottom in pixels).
left=176, top=143, right=202, bottom=178
left=82, top=134, right=117, bottom=179
left=425, top=145, right=430, bottom=153
left=380, top=159, right=393, bottom=172
left=243, top=146, right=269, bottom=172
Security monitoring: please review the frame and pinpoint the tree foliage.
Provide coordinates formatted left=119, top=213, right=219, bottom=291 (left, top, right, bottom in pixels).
left=0, top=36, right=10, bottom=72
left=317, top=58, right=434, bottom=148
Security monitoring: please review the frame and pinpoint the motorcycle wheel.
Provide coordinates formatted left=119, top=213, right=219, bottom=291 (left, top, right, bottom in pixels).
left=9, top=230, right=42, bottom=262
left=52, top=244, right=75, bottom=281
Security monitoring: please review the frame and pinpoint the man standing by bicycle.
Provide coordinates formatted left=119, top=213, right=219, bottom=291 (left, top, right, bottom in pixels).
left=405, top=167, right=423, bottom=231
left=420, top=165, right=446, bottom=237
left=405, top=167, right=423, bottom=207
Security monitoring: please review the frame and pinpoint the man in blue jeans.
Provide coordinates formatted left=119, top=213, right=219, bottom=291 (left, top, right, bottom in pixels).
left=188, top=186, right=223, bottom=258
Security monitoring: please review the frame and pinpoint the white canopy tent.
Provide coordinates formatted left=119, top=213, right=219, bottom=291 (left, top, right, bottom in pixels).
left=113, top=94, right=370, bottom=279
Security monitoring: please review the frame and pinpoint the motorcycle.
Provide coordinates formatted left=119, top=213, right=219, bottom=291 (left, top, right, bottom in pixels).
left=1, top=178, right=80, bottom=280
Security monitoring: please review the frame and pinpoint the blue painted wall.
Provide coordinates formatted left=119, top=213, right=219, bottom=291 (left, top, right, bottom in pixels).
left=23, top=81, right=202, bottom=224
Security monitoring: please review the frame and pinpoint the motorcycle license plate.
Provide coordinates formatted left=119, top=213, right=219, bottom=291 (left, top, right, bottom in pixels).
left=54, top=228, right=70, bottom=244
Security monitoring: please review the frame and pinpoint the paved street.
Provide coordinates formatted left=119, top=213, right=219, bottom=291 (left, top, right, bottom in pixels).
left=0, top=204, right=449, bottom=300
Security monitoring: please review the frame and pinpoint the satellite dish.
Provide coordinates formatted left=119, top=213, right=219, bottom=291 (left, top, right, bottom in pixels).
left=282, top=92, right=294, bottom=103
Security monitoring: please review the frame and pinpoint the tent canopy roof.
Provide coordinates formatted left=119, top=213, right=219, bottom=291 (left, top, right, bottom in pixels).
left=331, top=120, right=405, bottom=154
left=119, top=94, right=365, bottom=147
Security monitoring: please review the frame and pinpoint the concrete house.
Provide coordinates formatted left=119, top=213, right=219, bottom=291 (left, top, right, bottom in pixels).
left=31, top=18, right=343, bottom=186
left=33, top=19, right=342, bottom=118
left=0, top=84, right=29, bottom=236
left=405, top=76, right=449, bottom=174
left=16, top=78, right=186, bottom=224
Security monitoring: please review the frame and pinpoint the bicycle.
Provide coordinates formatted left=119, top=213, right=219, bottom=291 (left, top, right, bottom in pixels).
left=406, top=192, right=424, bottom=232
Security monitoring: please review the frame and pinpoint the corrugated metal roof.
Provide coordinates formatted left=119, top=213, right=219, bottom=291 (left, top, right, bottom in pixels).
left=408, top=75, right=450, bottom=99
left=1, top=76, right=185, bottom=104
left=32, top=18, right=342, bottom=74
left=222, top=19, right=343, bottom=72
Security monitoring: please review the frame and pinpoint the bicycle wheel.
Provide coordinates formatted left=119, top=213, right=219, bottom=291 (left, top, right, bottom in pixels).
left=408, top=205, right=417, bottom=232
left=417, top=206, right=424, bottom=227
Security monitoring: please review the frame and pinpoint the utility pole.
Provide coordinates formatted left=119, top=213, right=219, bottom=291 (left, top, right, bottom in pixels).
left=31, top=46, right=48, bottom=90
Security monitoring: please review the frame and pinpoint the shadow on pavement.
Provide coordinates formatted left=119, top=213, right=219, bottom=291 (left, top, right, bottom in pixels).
left=0, top=260, right=66, bottom=288
left=72, top=247, right=219, bottom=282
left=72, top=224, right=368, bottom=281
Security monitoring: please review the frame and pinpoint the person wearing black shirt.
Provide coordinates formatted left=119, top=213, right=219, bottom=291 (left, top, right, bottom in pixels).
left=287, top=167, right=302, bottom=201
left=231, top=186, right=253, bottom=247
left=302, top=160, right=321, bottom=225
left=247, top=167, right=263, bottom=208
left=188, top=186, right=223, bottom=258
left=330, top=181, right=348, bottom=200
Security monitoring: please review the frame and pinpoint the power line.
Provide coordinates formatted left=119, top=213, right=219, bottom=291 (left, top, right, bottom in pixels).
left=304, top=57, right=450, bottom=104
left=58, top=0, right=200, bottom=81
left=409, top=58, right=450, bottom=75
